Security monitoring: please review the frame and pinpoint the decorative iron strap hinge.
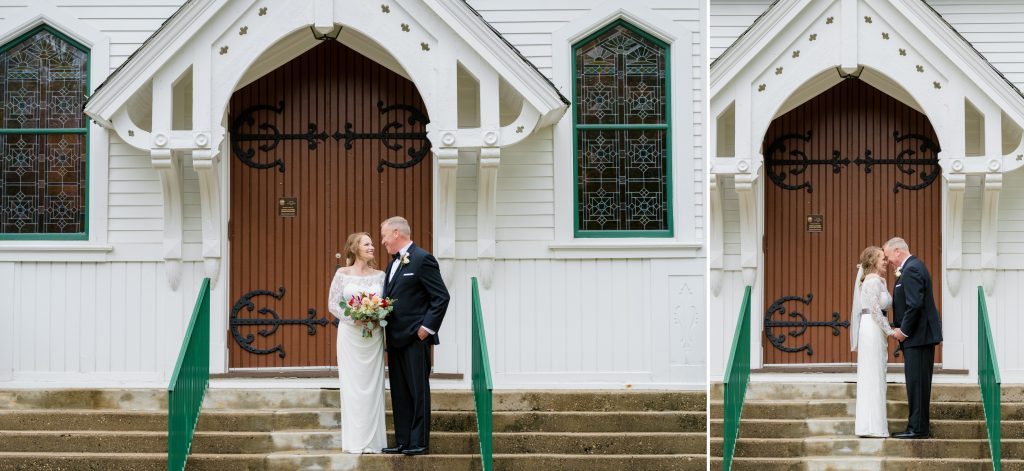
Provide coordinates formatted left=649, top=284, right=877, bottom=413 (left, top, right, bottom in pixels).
left=765, top=130, right=941, bottom=193
left=230, top=100, right=431, bottom=173
left=764, top=293, right=850, bottom=356
left=229, top=287, right=339, bottom=358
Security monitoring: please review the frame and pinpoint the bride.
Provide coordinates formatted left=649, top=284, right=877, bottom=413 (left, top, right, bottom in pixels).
left=328, top=232, right=388, bottom=453
left=851, top=246, right=895, bottom=438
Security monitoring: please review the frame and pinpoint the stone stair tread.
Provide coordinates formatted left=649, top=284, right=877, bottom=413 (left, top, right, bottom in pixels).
left=0, top=451, right=265, bottom=458
left=268, top=450, right=708, bottom=458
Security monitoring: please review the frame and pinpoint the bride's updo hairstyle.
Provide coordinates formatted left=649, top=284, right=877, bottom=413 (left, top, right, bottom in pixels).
left=343, top=232, right=376, bottom=268
left=859, top=246, right=884, bottom=281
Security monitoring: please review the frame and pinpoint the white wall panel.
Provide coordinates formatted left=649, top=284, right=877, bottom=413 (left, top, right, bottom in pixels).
left=7, top=262, right=205, bottom=387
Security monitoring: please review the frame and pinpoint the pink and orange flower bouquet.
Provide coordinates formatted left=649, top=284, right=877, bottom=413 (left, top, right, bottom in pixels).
left=342, top=292, right=395, bottom=338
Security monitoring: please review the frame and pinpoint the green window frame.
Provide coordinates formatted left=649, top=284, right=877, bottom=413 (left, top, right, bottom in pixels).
left=572, top=20, right=672, bottom=238
left=0, top=24, right=90, bottom=240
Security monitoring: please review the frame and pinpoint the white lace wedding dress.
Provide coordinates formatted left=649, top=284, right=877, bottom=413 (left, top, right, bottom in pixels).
left=327, top=270, right=388, bottom=453
left=853, top=273, right=894, bottom=437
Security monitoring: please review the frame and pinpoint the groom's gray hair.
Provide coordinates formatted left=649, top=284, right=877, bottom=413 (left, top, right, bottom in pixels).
left=884, top=237, right=909, bottom=252
left=382, top=216, right=412, bottom=237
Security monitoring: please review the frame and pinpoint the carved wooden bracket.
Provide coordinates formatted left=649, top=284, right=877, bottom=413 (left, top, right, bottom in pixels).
left=981, top=173, right=1002, bottom=295
left=152, top=148, right=183, bottom=290
left=192, top=144, right=222, bottom=288
left=477, top=147, right=500, bottom=289
left=944, top=171, right=966, bottom=296
left=709, top=173, right=724, bottom=295
left=735, top=172, right=759, bottom=285
left=434, top=145, right=459, bottom=285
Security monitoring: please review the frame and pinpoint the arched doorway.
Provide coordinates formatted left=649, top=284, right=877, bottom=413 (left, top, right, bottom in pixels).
left=227, top=40, right=433, bottom=369
left=761, top=78, right=942, bottom=365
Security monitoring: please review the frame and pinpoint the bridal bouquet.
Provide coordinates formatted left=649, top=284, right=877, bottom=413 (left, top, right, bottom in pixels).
left=342, top=292, right=394, bottom=338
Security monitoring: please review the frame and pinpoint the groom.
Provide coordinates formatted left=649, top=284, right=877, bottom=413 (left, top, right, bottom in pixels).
left=379, top=216, right=450, bottom=456
left=883, top=237, right=942, bottom=439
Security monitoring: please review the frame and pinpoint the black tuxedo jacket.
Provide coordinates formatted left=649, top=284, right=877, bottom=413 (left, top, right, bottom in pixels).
left=892, top=255, right=943, bottom=348
left=383, top=243, right=450, bottom=349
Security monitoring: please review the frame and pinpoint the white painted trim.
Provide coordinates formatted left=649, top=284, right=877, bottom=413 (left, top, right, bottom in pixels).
left=84, top=0, right=566, bottom=131
left=425, top=0, right=568, bottom=126
left=0, top=5, right=112, bottom=253
left=551, top=0, right=701, bottom=249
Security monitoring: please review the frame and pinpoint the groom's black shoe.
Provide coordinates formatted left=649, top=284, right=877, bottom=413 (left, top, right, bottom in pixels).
left=382, top=445, right=406, bottom=454
left=402, top=446, right=428, bottom=456
left=893, top=430, right=930, bottom=439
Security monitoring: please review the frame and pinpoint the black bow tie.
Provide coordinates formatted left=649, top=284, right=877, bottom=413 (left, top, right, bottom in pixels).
left=392, top=253, right=402, bottom=262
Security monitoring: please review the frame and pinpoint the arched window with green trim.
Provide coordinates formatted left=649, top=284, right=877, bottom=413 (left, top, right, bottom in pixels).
left=573, top=20, right=671, bottom=237
left=0, top=25, right=89, bottom=239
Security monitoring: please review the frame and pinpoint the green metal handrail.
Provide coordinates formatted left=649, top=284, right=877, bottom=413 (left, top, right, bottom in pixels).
left=722, top=286, right=752, bottom=471
left=471, top=277, right=494, bottom=471
left=168, top=278, right=211, bottom=471
left=978, top=286, right=1001, bottom=470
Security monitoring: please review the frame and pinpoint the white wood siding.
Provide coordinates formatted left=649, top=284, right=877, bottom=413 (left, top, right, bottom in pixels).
left=453, top=258, right=705, bottom=388
left=0, top=0, right=707, bottom=388
left=469, top=0, right=707, bottom=246
left=1, top=262, right=206, bottom=386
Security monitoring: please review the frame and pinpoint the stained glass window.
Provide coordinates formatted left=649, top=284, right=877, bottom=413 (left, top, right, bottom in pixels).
left=573, top=21, right=671, bottom=237
left=0, top=26, right=89, bottom=238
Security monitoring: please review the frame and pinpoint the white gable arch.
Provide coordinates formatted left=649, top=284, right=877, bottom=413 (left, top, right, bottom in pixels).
left=711, top=0, right=1024, bottom=297
left=82, top=0, right=568, bottom=292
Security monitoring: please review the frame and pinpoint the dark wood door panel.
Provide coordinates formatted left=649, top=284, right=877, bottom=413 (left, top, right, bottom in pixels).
left=228, top=41, right=433, bottom=369
left=762, top=79, right=942, bottom=365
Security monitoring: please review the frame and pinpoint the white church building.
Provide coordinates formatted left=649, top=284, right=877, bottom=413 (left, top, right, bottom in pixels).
left=0, top=0, right=707, bottom=390
left=710, top=0, right=1024, bottom=384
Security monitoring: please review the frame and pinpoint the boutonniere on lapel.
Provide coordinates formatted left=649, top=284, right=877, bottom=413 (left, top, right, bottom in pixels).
left=894, top=267, right=902, bottom=278
left=400, top=253, right=410, bottom=267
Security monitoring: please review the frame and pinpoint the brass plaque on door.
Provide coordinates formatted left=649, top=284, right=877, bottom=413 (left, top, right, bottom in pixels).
left=806, top=214, right=823, bottom=232
left=279, top=197, right=298, bottom=218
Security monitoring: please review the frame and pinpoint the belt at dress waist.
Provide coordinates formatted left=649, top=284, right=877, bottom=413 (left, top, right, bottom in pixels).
left=859, top=308, right=888, bottom=315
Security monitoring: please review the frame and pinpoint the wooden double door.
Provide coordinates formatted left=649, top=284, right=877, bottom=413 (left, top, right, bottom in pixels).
left=762, top=79, right=942, bottom=365
left=227, top=41, right=432, bottom=369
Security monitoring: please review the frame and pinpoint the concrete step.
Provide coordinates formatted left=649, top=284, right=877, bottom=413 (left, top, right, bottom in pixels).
left=267, top=451, right=707, bottom=471
left=0, top=430, right=705, bottom=455
left=0, top=452, right=265, bottom=471
left=710, top=418, right=1024, bottom=439
left=710, top=382, right=1024, bottom=403
left=709, top=399, right=1021, bottom=420
left=1, top=389, right=705, bottom=413
left=709, top=436, right=1018, bottom=459
left=0, top=409, right=705, bottom=434
left=0, top=451, right=708, bottom=471
left=710, top=457, right=1024, bottom=471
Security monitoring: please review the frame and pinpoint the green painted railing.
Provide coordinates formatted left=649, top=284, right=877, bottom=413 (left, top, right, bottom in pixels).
left=168, top=278, right=211, bottom=471
left=471, top=277, right=493, bottom=471
left=722, top=286, right=752, bottom=471
left=978, top=286, right=1001, bottom=471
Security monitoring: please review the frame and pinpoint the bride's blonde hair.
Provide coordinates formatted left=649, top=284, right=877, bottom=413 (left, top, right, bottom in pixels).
left=343, top=232, right=376, bottom=268
left=858, top=246, right=884, bottom=282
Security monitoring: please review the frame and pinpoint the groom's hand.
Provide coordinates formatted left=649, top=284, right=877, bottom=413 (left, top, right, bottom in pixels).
left=418, top=326, right=430, bottom=340
left=892, top=329, right=907, bottom=341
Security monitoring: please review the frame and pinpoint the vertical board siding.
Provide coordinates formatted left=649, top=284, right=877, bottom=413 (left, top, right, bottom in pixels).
left=8, top=261, right=205, bottom=382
